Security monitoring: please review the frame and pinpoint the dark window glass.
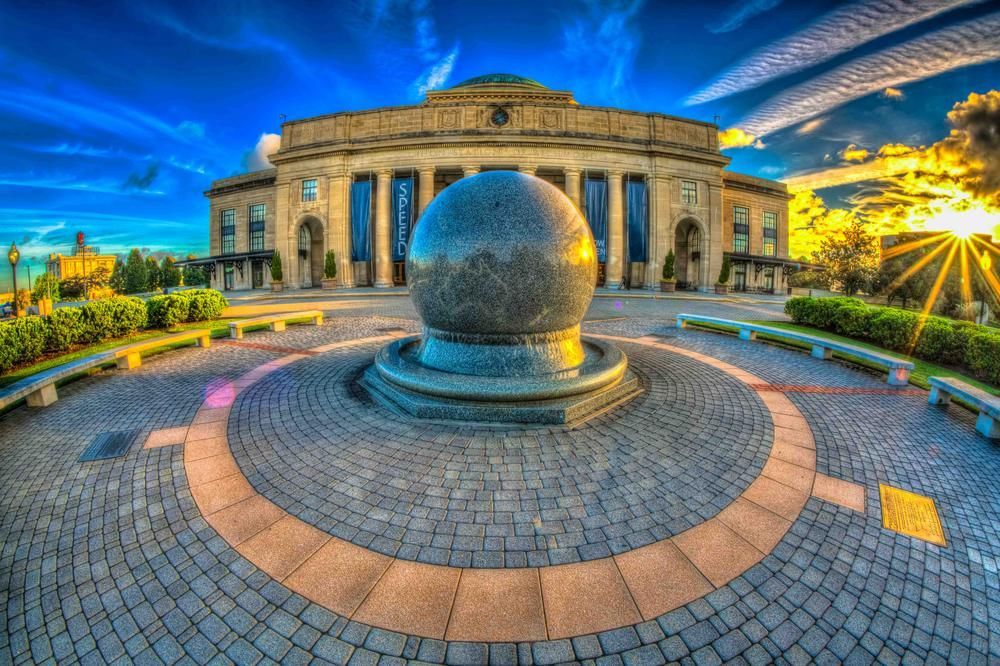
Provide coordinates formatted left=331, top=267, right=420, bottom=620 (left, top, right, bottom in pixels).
left=302, top=179, right=317, bottom=202
left=249, top=204, right=266, bottom=251
left=763, top=211, right=777, bottom=257
left=681, top=180, right=697, bottom=205
left=733, top=206, right=749, bottom=254
left=221, top=209, right=236, bottom=255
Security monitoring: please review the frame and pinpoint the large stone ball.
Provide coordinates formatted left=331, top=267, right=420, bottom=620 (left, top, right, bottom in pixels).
left=407, top=171, right=597, bottom=336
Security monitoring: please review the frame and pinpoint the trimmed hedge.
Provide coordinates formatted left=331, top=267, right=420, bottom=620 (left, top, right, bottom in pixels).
left=784, top=296, right=1000, bottom=386
left=0, top=289, right=228, bottom=374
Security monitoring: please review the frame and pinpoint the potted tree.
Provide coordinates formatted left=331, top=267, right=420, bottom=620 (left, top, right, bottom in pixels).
left=321, top=250, right=338, bottom=290
left=14, top=288, right=31, bottom=317
left=715, top=256, right=731, bottom=295
left=659, top=250, right=676, bottom=292
left=270, top=250, right=284, bottom=292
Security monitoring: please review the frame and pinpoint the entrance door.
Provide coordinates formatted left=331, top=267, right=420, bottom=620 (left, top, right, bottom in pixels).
left=252, top=261, right=264, bottom=289
left=733, top=263, right=747, bottom=291
left=762, top=266, right=775, bottom=293
left=223, top=264, right=234, bottom=291
left=298, top=225, right=312, bottom=288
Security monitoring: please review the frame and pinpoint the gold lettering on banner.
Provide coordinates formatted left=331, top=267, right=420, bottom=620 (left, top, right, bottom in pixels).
left=879, top=484, right=947, bottom=546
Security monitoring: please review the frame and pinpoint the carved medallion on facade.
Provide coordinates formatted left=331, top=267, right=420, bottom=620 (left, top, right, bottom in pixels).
left=438, top=109, right=460, bottom=129
left=540, top=109, right=561, bottom=129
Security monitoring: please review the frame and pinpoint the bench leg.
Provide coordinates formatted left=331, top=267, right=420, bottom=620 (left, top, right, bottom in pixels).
left=230, top=327, right=243, bottom=340
left=198, top=335, right=211, bottom=349
left=677, top=320, right=687, bottom=329
left=739, top=329, right=757, bottom=341
left=313, top=314, right=323, bottom=326
left=975, top=412, right=999, bottom=439
left=26, top=384, right=58, bottom=407
left=887, top=368, right=910, bottom=387
left=811, top=345, right=833, bottom=360
left=116, top=353, right=142, bottom=370
left=928, top=387, right=952, bottom=405
left=270, top=321, right=286, bottom=333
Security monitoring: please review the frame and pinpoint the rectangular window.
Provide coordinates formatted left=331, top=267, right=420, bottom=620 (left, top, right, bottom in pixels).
left=220, top=209, right=236, bottom=255
left=249, top=204, right=266, bottom=251
left=762, top=211, right=777, bottom=257
left=733, top=206, right=749, bottom=254
left=681, top=180, right=697, bottom=205
left=302, top=179, right=317, bottom=202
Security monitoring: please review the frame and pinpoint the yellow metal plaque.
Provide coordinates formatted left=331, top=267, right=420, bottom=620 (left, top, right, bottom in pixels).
left=879, top=484, right=946, bottom=547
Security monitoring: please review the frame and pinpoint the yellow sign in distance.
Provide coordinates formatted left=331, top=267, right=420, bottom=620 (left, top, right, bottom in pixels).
left=879, top=484, right=947, bottom=547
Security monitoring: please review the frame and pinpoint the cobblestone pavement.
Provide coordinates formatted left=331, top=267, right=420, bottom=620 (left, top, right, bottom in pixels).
left=1, top=299, right=998, bottom=665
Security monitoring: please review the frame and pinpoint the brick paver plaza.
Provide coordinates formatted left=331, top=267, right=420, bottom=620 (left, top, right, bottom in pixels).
left=2, top=295, right=998, bottom=665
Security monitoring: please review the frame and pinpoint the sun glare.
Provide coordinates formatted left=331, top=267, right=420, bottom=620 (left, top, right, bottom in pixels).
left=922, top=203, right=999, bottom=240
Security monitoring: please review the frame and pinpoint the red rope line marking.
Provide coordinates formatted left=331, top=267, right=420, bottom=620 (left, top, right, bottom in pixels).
left=216, top=340, right=320, bottom=355
left=750, top=383, right=925, bottom=396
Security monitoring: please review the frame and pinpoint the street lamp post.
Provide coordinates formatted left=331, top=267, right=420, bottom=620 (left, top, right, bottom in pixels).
left=8, top=242, right=19, bottom=312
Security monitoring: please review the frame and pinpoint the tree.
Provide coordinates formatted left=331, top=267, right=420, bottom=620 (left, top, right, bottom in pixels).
left=31, top=273, right=60, bottom=304
left=161, top=256, right=181, bottom=289
left=661, top=250, right=675, bottom=281
left=145, top=256, right=161, bottom=292
left=110, top=258, right=126, bottom=294
left=270, top=250, right=283, bottom=281
left=324, top=251, right=337, bottom=279
left=182, top=253, right=206, bottom=287
left=814, top=218, right=880, bottom=296
left=717, top=256, right=731, bottom=285
left=124, top=249, right=148, bottom=294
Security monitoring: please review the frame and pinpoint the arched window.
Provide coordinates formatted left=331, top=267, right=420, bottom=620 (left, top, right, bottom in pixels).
left=298, top=225, right=310, bottom=258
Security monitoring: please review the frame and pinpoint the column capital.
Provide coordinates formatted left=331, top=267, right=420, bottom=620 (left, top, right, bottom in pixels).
left=517, top=165, right=537, bottom=175
left=607, top=169, right=625, bottom=179
left=563, top=166, right=583, bottom=175
left=375, top=168, right=393, bottom=179
left=418, top=166, right=436, bottom=175
left=462, top=165, right=480, bottom=177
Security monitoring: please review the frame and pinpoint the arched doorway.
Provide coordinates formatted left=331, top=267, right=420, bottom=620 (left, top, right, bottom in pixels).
left=297, top=217, right=324, bottom=288
left=674, top=218, right=705, bottom=290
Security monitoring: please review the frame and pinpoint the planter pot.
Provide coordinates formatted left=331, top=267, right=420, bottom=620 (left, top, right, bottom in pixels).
left=659, top=281, right=676, bottom=293
left=270, top=281, right=284, bottom=293
left=321, top=278, right=338, bottom=290
left=715, top=284, right=729, bottom=295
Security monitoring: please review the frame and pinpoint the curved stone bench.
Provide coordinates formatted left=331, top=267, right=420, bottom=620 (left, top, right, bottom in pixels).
left=928, top=376, right=1000, bottom=439
left=229, top=310, right=323, bottom=340
left=676, top=313, right=914, bottom=386
left=1, top=329, right=212, bottom=411
left=0, top=353, right=115, bottom=410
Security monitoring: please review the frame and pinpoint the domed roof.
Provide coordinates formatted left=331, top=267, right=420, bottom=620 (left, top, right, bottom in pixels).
left=451, top=73, right=547, bottom=89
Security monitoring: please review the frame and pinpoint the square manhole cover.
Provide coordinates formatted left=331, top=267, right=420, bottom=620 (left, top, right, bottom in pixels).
left=79, top=429, right=140, bottom=462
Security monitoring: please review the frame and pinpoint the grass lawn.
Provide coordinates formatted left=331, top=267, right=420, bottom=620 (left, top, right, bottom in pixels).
left=685, top=319, right=999, bottom=397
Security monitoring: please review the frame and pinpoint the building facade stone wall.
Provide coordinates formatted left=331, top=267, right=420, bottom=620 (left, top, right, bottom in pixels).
left=200, top=76, right=792, bottom=293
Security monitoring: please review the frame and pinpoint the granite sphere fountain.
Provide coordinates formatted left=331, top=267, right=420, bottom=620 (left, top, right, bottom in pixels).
left=362, top=171, right=640, bottom=424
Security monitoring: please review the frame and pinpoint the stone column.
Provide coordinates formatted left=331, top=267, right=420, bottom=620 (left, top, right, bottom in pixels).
left=605, top=170, right=625, bottom=288
left=274, top=182, right=292, bottom=287
left=462, top=165, right=480, bottom=178
left=518, top=165, right=537, bottom=176
left=563, top=167, right=582, bottom=209
left=374, top=168, right=393, bottom=288
left=418, top=167, right=436, bottom=218
left=329, top=171, right=354, bottom=287
left=707, top=183, right=724, bottom=291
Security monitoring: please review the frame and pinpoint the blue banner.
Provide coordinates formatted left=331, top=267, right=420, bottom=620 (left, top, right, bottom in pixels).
left=627, top=180, right=648, bottom=263
left=392, top=177, right=414, bottom=262
left=585, top=178, right=608, bottom=263
left=350, top=180, right=371, bottom=262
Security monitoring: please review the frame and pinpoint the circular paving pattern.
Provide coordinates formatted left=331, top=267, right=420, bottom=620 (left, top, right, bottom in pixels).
left=228, top=340, right=774, bottom=568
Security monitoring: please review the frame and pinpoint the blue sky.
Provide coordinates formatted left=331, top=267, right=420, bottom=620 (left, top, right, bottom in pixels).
left=2, top=0, right=999, bottom=290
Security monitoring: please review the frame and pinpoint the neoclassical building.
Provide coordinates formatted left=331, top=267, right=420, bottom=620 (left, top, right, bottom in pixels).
left=191, top=74, right=793, bottom=293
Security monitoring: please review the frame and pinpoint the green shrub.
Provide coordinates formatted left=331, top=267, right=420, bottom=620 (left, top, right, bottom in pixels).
left=146, top=294, right=190, bottom=329
left=0, top=317, right=47, bottom=373
left=867, top=308, right=920, bottom=352
left=965, top=333, right=1000, bottom=385
left=913, top=317, right=965, bottom=364
left=947, top=321, right=979, bottom=367
left=784, top=296, right=816, bottom=324
left=324, top=251, right=337, bottom=280
left=78, top=296, right=146, bottom=343
left=44, top=307, right=85, bottom=353
left=271, top=250, right=283, bottom=281
left=832, top=305, right=873, bottom=339
left=179, top=289, right=227, bottom=322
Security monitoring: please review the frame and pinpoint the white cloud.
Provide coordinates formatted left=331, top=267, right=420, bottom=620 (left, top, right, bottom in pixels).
left=686, top=0, right=978, bottom=106
left=707, top=0, right=782, bottom=34
left=737, top=12, right=1000, bottom=138
left=562, top=0, right=645, bottom=104
left=244, top=133, right=281, bottom=172
left=414, top=45, right=459, bottom=95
